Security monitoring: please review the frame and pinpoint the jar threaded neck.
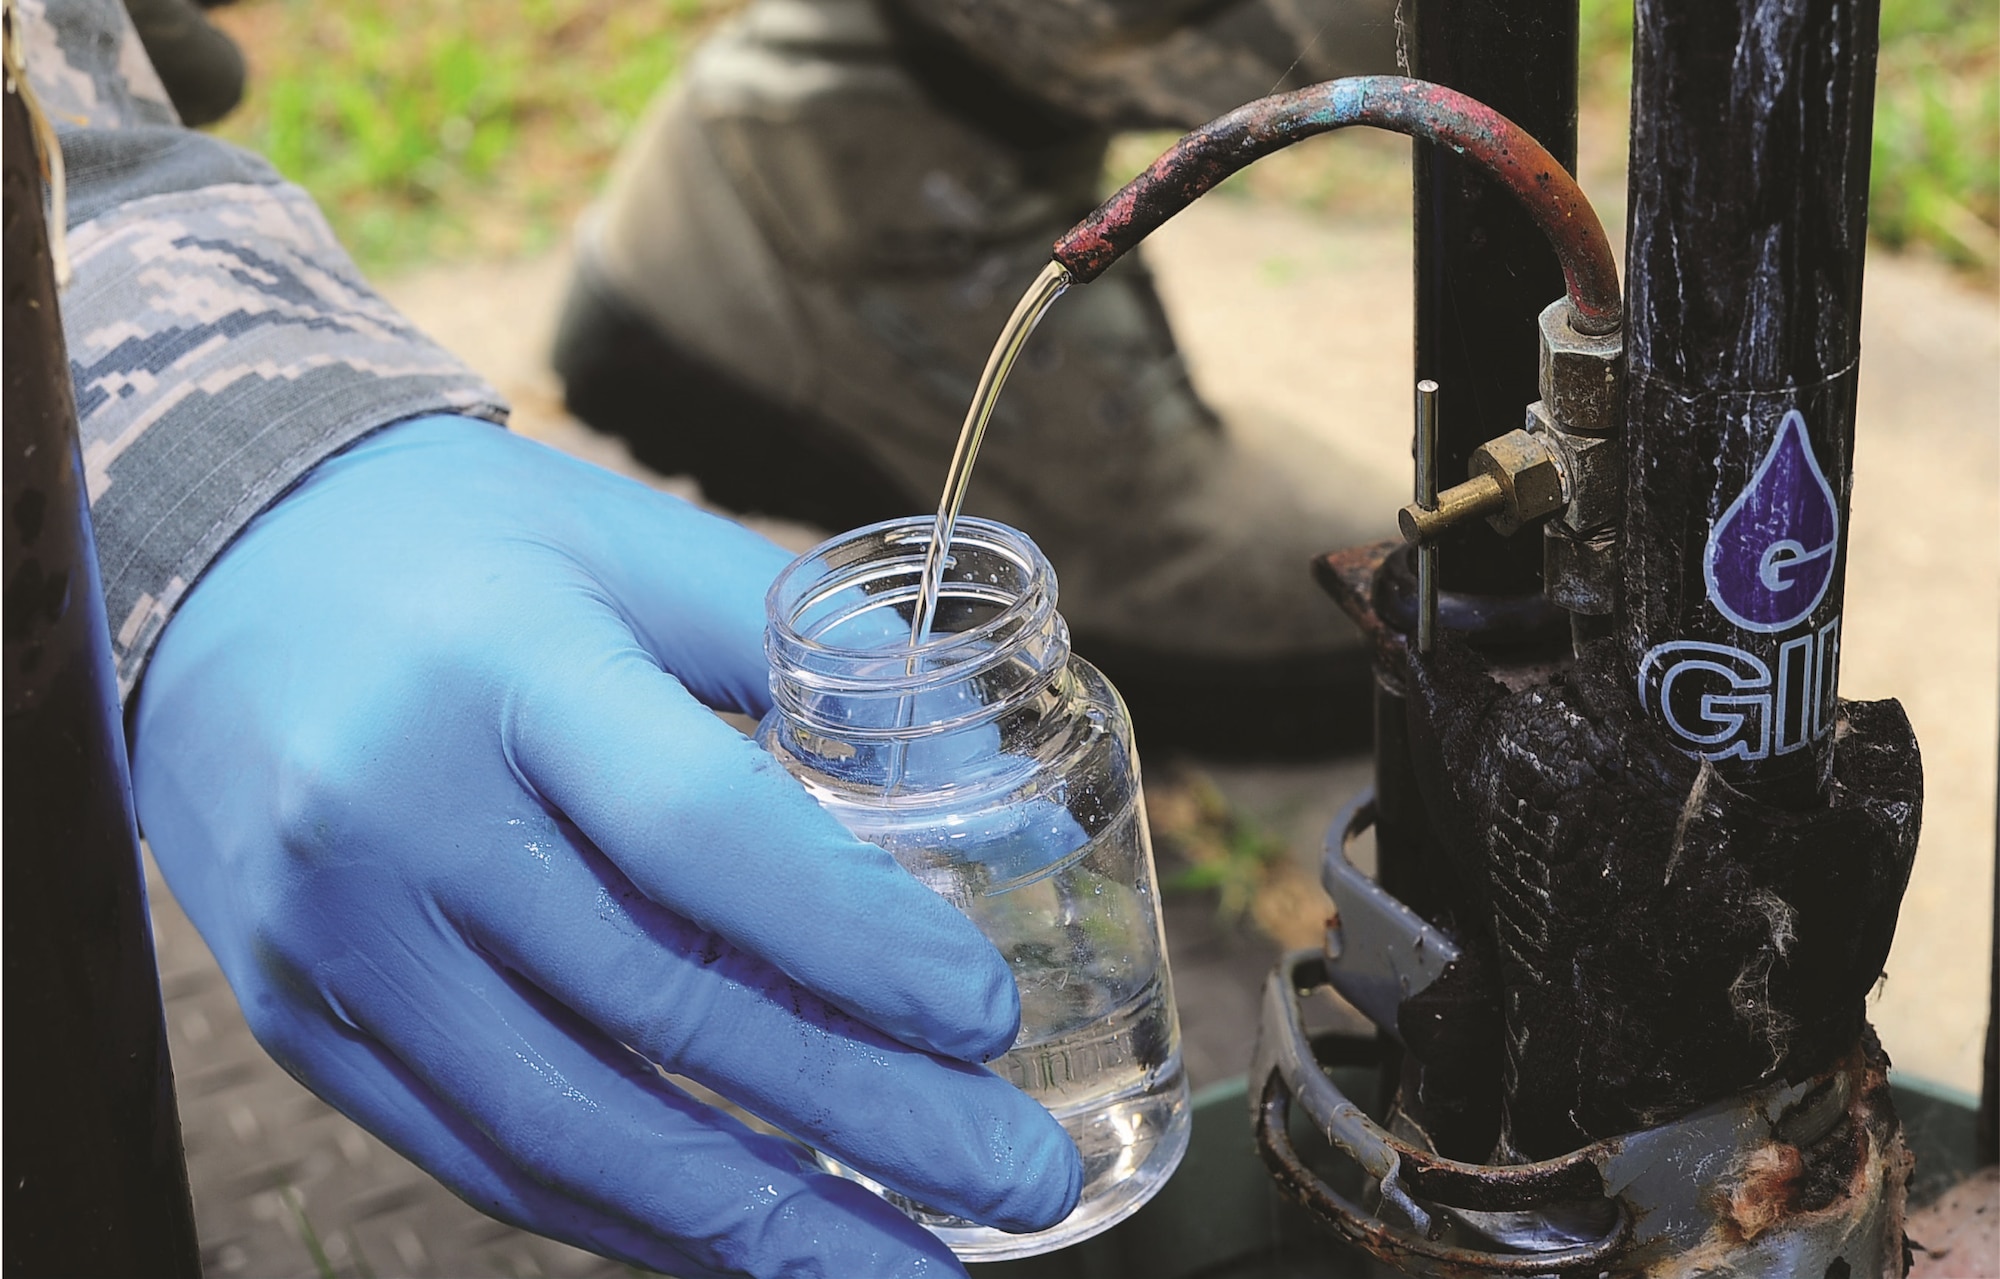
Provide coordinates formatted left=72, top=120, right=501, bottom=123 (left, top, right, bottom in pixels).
left=764, top=517, right=1069, bottom=740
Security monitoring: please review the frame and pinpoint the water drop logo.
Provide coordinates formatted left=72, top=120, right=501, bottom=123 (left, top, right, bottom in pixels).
left=1703, top=410, right=1839, bottom=634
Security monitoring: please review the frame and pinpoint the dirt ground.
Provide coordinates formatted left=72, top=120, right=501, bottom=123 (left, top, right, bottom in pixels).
left=153, top=196, right=1998, bottom=1275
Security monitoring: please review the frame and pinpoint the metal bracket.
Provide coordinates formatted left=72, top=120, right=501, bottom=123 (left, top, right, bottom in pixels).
left=1250, top=950, right=1629, bottom=1277
left=1319, top=787, right=1459, bottom=1038
left=1253, top=959, right=1904, bottom=1277
left=1242, top=788, right=1908, bottom=1277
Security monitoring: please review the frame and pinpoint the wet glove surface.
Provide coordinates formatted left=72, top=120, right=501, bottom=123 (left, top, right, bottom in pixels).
left=132, top=415, right=1082, bottom=1279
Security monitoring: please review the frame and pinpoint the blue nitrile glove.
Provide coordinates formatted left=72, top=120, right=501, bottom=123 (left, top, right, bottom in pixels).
left=131, top=415, right=1083, bottom=1279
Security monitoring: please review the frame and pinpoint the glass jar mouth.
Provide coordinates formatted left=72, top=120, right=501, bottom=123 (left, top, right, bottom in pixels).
left=768, top=516, right=1056, bottom=656
left=764, top=516, right=1069, bottom=732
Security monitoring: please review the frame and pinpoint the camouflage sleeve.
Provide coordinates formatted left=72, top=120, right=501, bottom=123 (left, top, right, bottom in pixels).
left=17, top=0, right=510, bottom=698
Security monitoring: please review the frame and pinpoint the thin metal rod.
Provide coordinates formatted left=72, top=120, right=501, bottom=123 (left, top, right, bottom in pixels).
left=1416, top=379, right=1440, bottom=653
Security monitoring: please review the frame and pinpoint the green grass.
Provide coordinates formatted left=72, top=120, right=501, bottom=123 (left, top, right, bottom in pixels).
left=1150, top=772, right=1291, bottom=926
left=1872, top=0, right=2000, bottom=268
left=213, top=0, right=1995, bottom=277
left=212, top=0, right=734, bottom=272
left=283, top=1187, right=375, bottom=1279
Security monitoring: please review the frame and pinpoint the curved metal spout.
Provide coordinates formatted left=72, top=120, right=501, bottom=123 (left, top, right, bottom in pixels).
left=1052, top=75, right=1622, bottom=336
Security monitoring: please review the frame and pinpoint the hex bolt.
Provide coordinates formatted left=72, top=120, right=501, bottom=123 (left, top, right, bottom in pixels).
left=1538, top=297, right=1625, bottom=436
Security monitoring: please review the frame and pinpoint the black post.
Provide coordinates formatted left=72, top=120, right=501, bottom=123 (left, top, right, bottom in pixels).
left=1360, top=0, right=1580, bottom=1157
left=1621, top=0, right=1878, bottom=807
left=1386, top=0, right=1916, bottom=1161
left=1983, top=726, right=1998, bottom=1165
left=1410, top=0, right=1579, bottom=599
left=2, top=65, right=202, bottom=1277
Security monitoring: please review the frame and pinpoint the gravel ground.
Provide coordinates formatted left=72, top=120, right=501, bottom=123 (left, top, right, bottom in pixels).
left=152, top=198, right=1998, bottom=1276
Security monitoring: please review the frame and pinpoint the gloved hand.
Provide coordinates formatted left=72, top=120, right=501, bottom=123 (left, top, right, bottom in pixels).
left=131, top=415, right=1083, bottom=1278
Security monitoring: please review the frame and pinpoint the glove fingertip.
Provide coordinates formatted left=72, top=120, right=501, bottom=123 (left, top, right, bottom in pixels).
left=973, top=1103, right=1086, bottom=1235
left=959, top=963, right=1024, bottom=1065
left=871, top=924, right=1021, bottom=1064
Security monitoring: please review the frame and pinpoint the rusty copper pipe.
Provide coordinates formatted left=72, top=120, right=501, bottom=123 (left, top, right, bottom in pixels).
left=1051, top=75, right=1622, bottom=335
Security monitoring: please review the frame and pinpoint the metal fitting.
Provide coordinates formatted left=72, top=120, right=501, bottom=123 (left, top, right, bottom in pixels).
left=1544, top=523, right=1619, bottom=614
left=1526, top=400, right=1624, bottom=533
left=1399, top=428, right=1567, bottom=541
left=1396, top=296, right=1625, bottom=552
left=1524, top=398, right=1623, bottom=612
left=1400, top=472, right=1502, bottom=542
left=1539, top=297, right=1624, bottom=436
left=1472, top=430, right=1567, bottom=534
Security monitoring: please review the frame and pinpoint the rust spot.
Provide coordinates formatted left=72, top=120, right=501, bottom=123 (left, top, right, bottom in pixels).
left=1312, top=540, right=1407, bottom=668
left=1720, top=1142, right=1807, bottom=1241
left=1710, top=1045, right=1910, bottom=1255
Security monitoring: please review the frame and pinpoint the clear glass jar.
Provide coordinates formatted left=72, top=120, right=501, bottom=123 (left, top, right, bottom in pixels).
left=758, top=515, right=1190, bottom=1260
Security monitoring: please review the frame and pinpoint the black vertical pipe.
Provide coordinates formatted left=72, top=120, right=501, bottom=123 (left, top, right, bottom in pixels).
left=1383, top=0, right=1580, bottom=923
left=2, top=75, right=203, bottom=1276
left=1621, top=0, right=1877, bottom=806
left=1374, top=0, right=1577, bottom=1157
left=1982, top=726, right=1997, bottom=1166
left=1410, top=0, right=1578, bottom=598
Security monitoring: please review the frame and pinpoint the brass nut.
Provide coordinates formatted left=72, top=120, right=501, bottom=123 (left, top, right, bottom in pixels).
left=1470, top=429, right=1566, bottom=536
left=1527, top=401, right=1623, bottom=533
left=1539, top=297, right=1624, bottom=436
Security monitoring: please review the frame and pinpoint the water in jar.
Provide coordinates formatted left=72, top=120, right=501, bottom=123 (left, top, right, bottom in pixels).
left=818, top=792, right=1189, bottom=1259
left=760, top=515, right=1189, bottom=1259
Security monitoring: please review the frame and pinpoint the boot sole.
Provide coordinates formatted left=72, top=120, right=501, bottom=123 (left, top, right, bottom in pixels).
left=551, top=262, right=1372, bottom=759
left=552, top=255, right=915, bottom=532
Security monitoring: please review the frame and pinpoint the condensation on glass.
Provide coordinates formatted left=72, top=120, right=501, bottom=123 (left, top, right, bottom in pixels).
left=759, top=516, right=1190, bottom=1260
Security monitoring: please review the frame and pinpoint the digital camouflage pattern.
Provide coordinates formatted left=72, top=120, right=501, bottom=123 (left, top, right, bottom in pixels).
left=17, top=0, right=507, bottom=696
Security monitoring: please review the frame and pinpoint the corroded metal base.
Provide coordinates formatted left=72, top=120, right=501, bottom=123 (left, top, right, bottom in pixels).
left=1252, top=944, right=1911, bottom=1277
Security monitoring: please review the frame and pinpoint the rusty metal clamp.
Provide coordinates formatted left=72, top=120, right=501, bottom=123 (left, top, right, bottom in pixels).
left=1250, top=948, right=1631, bottom=1277
left=1253, top=790, right=1630, bottom=1275
left=1249, top=790, right=1907, bottom=1278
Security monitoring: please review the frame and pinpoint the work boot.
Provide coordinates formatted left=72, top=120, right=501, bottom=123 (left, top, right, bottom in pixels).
left=552, top=0, right=1394, bottom=758
left=122, top=0, right=245, bottom=126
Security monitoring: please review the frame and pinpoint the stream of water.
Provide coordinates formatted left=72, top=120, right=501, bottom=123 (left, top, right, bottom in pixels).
left=881, top=260, right=1072, bottom=792
left=906, top=260, right=1073, bottom=648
